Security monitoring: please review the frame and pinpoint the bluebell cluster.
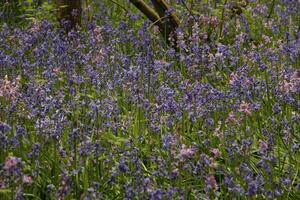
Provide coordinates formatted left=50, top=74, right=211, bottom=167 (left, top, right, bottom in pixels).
left=0, top=0, right=299, bottom=199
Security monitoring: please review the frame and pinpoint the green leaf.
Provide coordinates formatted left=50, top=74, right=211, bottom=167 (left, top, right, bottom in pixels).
left=0, top=188, right=12, bottom=194
left=101, top=132, right=129, bottom=146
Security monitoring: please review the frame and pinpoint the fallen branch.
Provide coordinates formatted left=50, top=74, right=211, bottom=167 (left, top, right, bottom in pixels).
left=129, top=0, right=180, bottom=48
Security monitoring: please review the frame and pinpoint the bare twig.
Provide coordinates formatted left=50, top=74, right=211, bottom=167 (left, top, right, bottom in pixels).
left=267, top=0, right=275, bottom=18
left=148, top=15, right=169, bottom=29
left=181, top=0, right=197, bottom=21
left=108, top=0, right=128, bottom=12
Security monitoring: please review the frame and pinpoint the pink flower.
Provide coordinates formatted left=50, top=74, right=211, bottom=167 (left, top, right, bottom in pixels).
left=0, top=75, right=21, bottom=101
left=205, top=175, right=218, bottom=191
left=4, top=156, right=19, bottom=170
left=229, top=73, right=239, bottom=85
left=238, top=101, right=252, bottom=115
left=209, top=17, right=218, bottom=28
left=258, top=139, right=268, bottom=153
left=93, top=26, right=103, bottom=42
left=211, top=148, right=221, bottom=158
left=0, top=180, right=6, bottom=188
left=22, top=175, right=33, bottom=185
left=280, top=80, right=293, bottom=94
left=29, top=19, right=40, bottom=34
left=291, top=70, right=300, bottom=92
left=226, top=112, right=237, bottom=123
left=180, top=145, right=195, bottom=159
left=279, top=70, right=299, bottom=94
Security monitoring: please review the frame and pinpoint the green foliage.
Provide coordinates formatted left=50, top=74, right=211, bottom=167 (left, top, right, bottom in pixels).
left=0, top=0, right=25, bottom=25
left=30, top=1, right=57, bottom=23
left=0, top=0, right=57, bottom=26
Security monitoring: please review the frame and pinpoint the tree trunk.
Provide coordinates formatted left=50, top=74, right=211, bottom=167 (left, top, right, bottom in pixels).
left=57, top=0, right=82, bottom=30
